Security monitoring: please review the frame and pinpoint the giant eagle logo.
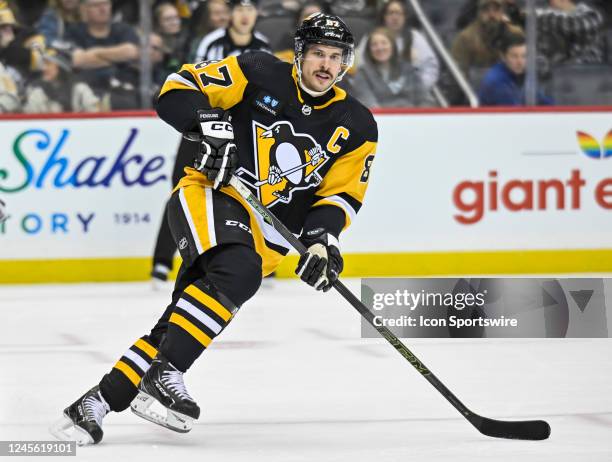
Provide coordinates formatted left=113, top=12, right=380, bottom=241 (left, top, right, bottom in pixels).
left=235, top=121, right=329, bottom=207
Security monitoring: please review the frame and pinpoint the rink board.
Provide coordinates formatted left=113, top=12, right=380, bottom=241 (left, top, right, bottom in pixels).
left=0, top=108, right=611, bottom=282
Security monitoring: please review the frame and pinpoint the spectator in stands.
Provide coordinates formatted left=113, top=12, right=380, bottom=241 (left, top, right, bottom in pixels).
left=479, top=32, right=553, bottom=106
left=148, top=32, right=169, bottom=90
left=37, top=0, right=82, bottom=46
left=0, top=61, right=19, bottom=112
left=0, top=2, right=46, bottom=82
left=275, top=1, right=326, bottom=61
left=451, top=0, right=523, bottom=77
left=536, top=0, right=605, bottom=71
left=192, top=0, right=269, bottom=62
left=357, top=0, right=439, bottom=89
left=186, top=0, right=231, bottom=59
left=352, top=27, right=435, bottom=107
left=456, top=0, right=524, bottom=31
left=64, top=0, right=140, bottom=109
left=5, top=0, right=48, bottom=30
left=154, top=2, right=189, bottom=74
left=23, top=48, right=101, bottom=113
left=328, top=0, right=376, bottom=17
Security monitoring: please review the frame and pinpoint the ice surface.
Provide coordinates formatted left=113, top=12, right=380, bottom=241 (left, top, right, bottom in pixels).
left=0, top=279, right=610, bottom=461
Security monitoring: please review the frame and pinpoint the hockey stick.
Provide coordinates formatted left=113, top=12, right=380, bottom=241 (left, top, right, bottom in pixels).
left=229, top=176, right=551, bottom=441
left=252, top=161, right=313, bottom=187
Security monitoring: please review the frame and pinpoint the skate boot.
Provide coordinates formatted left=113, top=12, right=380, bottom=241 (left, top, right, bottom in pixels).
left=130, top=353, right=200, bottom=433
left=49, top=385, right=110, bottom=445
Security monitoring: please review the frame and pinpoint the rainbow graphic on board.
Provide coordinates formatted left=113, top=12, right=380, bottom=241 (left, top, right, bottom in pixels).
left=576, top=130, right=612, bottom=159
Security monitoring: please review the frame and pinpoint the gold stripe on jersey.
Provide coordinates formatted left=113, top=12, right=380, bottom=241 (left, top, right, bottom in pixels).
left=291, top=66, right=346, bottom=109
left=182, top=185, right=215, bottom=251
left=184, top=284, right=233, bottom=322
left=134, top=339, right=158, bottom=359
left=114, top=360, right=141, bottom=387
left=313, top=141, right=377, bottom=227
left=174, top=169, right=286, bottom=276
left=165, top=56, right=249, bottom=110
left=169, top=312, right=213, bottom=347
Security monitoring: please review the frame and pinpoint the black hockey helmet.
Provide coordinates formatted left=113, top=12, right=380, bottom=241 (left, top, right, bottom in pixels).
left=294, top=13, right=355, bottom=85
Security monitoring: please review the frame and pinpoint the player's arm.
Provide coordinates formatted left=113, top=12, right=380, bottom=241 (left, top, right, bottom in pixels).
left=156, top=55, right=250, bottom=133
left=156, top=55, right=252, bottom=188
left=297, top=122, right=378, bottom=291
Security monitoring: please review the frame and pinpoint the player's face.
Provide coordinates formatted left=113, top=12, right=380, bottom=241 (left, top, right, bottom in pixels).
left=209, top=0, right=230, bottom=29
left=383, top=1, right=406, bottom=32
left=369, top=32, right=393, bottom=65
left=230, top=5, right=258, bottom=35
left=503, top=44, right=526, bottom=75
left=301, top=44, right=343, bottom=92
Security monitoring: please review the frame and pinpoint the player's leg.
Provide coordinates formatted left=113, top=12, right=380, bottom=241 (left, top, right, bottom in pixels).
left=132, top=243, right=262, bottom=431
left=132, top=185, right=263, bottom=431
left=151, top=137, right=199, bottom=283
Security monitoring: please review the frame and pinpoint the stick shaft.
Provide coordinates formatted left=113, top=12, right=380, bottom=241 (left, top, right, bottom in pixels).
left=228, top=175, right=551, bottom=440
left=229, top=176, right=475, bottom=418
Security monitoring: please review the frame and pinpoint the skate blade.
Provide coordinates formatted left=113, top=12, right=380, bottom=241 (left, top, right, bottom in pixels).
left=49, top=414, right=94, bottom=446
left=130, top=392, right=193, bottom=433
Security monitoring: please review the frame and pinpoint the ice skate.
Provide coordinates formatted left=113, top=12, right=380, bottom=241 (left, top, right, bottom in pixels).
left=49, top=385, right=110, bottom=445
left=130, top=353, right=200, bottom=433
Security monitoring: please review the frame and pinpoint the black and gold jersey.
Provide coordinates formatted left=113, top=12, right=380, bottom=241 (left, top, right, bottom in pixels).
left=157, top=51, right=377, bottom=253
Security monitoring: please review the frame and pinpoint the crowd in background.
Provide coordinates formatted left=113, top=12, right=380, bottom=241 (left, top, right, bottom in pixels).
left=0, top=0, right=610, bottom=113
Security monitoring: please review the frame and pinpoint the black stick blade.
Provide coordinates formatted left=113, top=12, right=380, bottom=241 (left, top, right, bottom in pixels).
left=474, top=416, right=551, bottom=440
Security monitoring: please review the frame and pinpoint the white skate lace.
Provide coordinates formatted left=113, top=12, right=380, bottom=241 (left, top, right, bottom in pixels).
left=162, top=370, right=194, bottom=402
left=83, top=393, right=109, bottom=426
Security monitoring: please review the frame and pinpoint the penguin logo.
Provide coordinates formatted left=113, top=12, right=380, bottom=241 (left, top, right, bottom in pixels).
left=235, top=121, right=329, bottom=207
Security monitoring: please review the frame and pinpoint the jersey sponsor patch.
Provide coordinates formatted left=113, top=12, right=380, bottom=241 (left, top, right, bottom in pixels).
left=252, top=90, right=284, bottom=117
left=235, top=121, right=330, bottom=207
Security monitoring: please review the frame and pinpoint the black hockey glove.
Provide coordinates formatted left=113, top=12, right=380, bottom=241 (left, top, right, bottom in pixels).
left=193, top=108, right=238, bottom=190
left=295, top=228, right=343, bottom=292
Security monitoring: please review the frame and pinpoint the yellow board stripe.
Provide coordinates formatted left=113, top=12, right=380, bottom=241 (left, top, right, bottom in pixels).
left=274, top=249, right=612, bottom=277
left=114, top=360, right=141, bottom=387
left=134, top=339, right=157, bottom=359
left=1, top=249, right=612, bottom=284
left=169, top=313, right=212, bottom=347
left=184, top=285, right=232, bottom=322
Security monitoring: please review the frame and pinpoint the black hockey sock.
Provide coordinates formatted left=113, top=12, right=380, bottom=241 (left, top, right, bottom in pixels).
left=161, top=279, right=237, bottom=372
left=99, top=336, right=158, bottom=412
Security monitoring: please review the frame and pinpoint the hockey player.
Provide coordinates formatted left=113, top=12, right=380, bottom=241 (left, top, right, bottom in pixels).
left=151, top=0, right=271, bottom=284
left=50, top=13, right=377, bottom=445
